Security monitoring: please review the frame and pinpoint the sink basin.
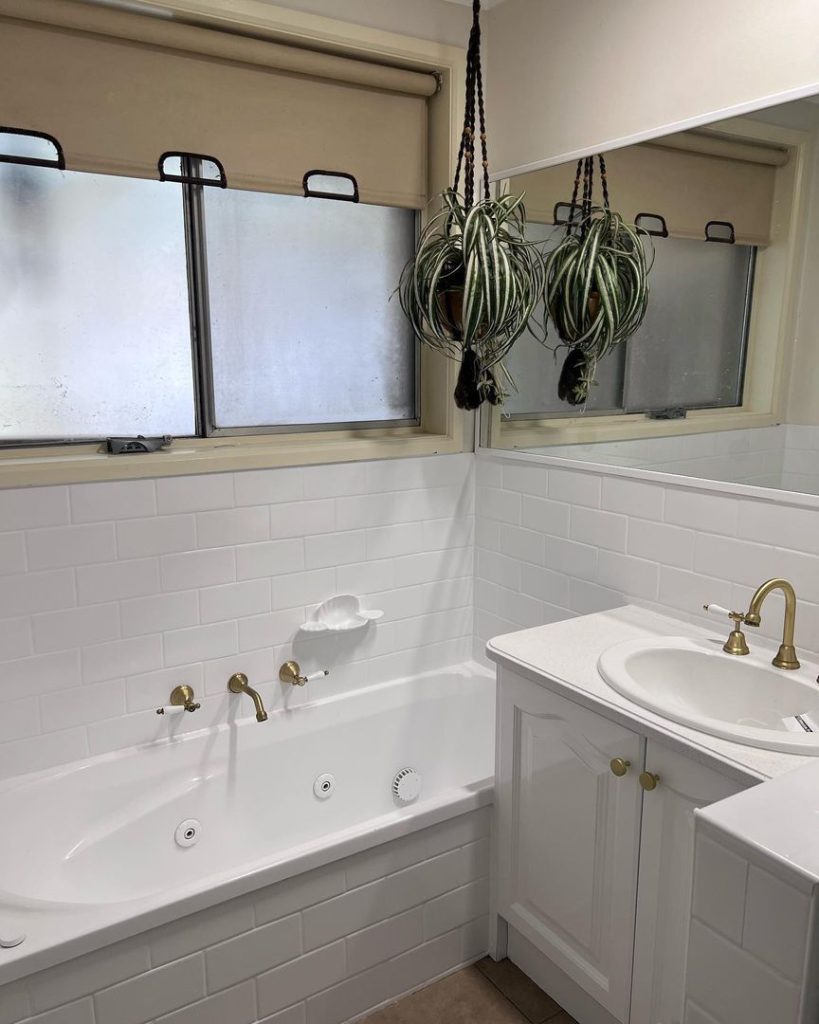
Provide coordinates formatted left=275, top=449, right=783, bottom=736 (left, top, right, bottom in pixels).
left=598, top=636, right=819, bottom=754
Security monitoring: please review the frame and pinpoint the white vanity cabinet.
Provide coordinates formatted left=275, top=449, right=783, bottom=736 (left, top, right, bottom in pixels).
left=495, top=667, right=747, bottom=1024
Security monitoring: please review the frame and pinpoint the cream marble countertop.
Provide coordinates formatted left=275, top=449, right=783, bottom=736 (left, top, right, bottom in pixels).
left=486, top=604, right=819, bottom=784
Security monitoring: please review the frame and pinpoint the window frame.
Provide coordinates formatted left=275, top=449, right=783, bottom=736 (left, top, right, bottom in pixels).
left=0, top=4, right=471, bottom=487
left=483, top=119, right=811, bottom=453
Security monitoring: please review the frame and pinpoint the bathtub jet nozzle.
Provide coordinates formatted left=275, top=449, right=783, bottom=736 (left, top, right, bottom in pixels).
left=227, top=672, right=269, bottom=722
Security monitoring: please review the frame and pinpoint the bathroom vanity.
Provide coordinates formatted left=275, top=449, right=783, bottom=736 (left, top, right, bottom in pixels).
left=487, top=606, right=819, bottom=1024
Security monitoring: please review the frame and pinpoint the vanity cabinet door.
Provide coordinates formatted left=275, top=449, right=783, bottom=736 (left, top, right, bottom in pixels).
left=630, top=741, right=747, bottom=1024
left=496, top=669, right=645, bottom=1024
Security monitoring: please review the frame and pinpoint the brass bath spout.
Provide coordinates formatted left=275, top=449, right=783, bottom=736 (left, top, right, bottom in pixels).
left=227, top=672, right=269, bottom=721
left=743, top=578, right=800, bottom=670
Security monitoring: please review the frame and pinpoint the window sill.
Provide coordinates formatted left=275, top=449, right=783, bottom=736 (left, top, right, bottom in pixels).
left=0, top=428, right=466, bottom=488
left=492, top=408, right=779, bottom=450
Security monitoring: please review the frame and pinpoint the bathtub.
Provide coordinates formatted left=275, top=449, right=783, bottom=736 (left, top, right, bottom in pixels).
left=0, top=664, right=495, bottom=997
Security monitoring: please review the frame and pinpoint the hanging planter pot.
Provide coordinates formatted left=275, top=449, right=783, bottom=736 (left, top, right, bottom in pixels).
left=544, top=155, right=653, bottom=406
left=398, top=0, right=545, bottom=411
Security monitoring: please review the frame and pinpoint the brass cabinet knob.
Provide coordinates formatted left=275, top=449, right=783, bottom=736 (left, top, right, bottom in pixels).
left=639, top=771, right=660, bottom=792
left=609, top=758, right=631, bottom=777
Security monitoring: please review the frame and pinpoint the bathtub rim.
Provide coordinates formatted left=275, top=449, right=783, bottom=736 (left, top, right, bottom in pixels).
left=0, top=662, right=495, bottom=987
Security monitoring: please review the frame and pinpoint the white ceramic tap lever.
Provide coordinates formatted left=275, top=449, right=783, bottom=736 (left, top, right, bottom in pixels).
left=703, top=603, right=733, bottom=618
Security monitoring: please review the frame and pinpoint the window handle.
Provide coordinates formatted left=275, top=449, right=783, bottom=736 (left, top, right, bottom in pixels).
left=158, top=152, right=227, bottom=188
left=705, top=220, right=735, bottom=244
left=303, top=170, right=359, bottom=203
left=0, top=126, right=64, bottom=170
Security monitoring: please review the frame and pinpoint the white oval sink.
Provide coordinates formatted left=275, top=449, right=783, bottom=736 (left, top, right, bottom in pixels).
left=598, top=637, right=819, bottom=754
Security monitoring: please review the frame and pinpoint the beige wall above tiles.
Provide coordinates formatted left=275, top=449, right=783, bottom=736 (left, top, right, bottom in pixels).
left=486, top=0, right=819, bottom=179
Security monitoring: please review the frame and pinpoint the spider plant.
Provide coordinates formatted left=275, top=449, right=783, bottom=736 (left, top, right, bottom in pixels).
left=545, top=207, right=652, bottom=406
left=399, top=187, right=546, bottom=410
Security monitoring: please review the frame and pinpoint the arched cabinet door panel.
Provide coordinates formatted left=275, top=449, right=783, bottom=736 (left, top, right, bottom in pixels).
left=630, top=741, right=747, bottom=1024
left=495, top=669, right=645, bottom=1024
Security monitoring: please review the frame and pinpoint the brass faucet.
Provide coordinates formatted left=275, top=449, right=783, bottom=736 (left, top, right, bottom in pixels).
left=743, top=578, right=800, bottom=670
left=227, top=672, right=269, bottom=721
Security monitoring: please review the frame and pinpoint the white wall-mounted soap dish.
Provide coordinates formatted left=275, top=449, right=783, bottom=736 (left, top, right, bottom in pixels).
left=299, top=594, right=384, bottom=634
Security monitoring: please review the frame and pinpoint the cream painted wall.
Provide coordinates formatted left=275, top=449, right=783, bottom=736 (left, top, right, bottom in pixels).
left=88, top=0, right=473, bottom=45
left=485, top=0, right=819, bottom=178
left=788, top=108, right=819, bottom=424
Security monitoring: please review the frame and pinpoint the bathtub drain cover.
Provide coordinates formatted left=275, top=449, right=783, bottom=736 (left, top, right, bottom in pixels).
left=175, top=818, right=202, bottom=848
left=392, top=768, right=422, bottom=804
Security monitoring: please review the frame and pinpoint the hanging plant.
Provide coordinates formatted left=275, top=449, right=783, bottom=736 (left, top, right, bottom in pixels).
left=398, top=0, right=545, bottom=411
left=544, top=155, right=652, bottom=406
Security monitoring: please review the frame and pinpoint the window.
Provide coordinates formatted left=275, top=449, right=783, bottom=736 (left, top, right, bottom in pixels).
left=504, top=233, right=755, bottom=419
left=0, top=162, right=418, bottom=445
left=0, top=164, right=195, bottom=441
left=201, top=188, right=418, bottom=433
left=0, top=1, right=450, bottom=470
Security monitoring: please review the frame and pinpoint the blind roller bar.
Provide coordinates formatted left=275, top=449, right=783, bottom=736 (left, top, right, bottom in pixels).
left=0, top=0, right=438, bottom=98
left=645, top=130, right=789, bottom=168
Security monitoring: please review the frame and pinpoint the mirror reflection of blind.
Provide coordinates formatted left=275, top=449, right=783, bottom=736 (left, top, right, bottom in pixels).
left=0, top=0, right=434, bottom=208
left=515, top=132, right=784, bottom=245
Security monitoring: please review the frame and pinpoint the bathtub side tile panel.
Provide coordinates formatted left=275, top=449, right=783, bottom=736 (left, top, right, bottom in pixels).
left=204, top=914, right=302, bottom=994
left=16, top=810, right=489, bottom=1024
left=0, top=453, right=474, bottom=773
left=20, top=1000, right=95, bottom=1024
left=256, top=941, right=347, bottom=1018
left=152, top=980, right=257, bottom=1024
left=304, top=929, right=463, bottom=1024
left=93, top=953, right=206, bottom=1024
left=30, top=937, right=150, bottom=1013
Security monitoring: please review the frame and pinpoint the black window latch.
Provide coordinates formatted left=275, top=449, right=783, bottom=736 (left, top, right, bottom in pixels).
left=105, top=435, right=173, bottom=455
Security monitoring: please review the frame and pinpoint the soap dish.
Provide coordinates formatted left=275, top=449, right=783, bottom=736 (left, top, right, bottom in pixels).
left=299, top=595, right=384, bottom=634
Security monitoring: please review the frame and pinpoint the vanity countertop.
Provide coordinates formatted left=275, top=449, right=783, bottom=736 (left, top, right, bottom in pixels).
left=486, top=604, right=819, bottom=784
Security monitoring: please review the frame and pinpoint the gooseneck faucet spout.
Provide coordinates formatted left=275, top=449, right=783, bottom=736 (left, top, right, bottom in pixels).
left=744, top=578, right=800, bottom=670
left=228, top=672, right=269, bottom=721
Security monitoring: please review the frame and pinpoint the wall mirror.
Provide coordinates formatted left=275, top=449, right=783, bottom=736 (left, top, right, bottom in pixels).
left=481, top=96, right=819, bottom=499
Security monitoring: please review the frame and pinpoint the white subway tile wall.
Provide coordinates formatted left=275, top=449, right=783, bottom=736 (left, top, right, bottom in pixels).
left=684, top=825, right=816, bottom=1024
left=0, top=455, right=474, bottom=778
left=3, top=808, right=490, bottom=1024
left=474, top=453, right=819, bottom=663
left=530, top=424, right=819, bottom=494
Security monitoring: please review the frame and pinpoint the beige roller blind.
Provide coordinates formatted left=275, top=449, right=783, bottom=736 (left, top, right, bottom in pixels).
left=0, top=0, right=435, bottom=207
left=516, top=132, right=784, bottom=245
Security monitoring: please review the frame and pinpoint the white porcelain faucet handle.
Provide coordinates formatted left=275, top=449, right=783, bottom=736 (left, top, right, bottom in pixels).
left=703, top=603, right=733, bottom=618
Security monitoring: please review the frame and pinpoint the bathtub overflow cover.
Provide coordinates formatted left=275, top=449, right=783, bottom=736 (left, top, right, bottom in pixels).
left=314, top=773, right=336, bottom=800
left=175, top=818, right=202, bottom=848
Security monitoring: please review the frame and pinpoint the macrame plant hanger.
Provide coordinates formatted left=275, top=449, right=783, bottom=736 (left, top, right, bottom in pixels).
left=451, top=0, right=497, bottom=410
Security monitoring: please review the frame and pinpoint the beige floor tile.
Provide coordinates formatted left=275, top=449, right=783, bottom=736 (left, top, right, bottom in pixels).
left=362, top=966, right=529, bottom=1024
left=476, top=957, right=563, bottom=1023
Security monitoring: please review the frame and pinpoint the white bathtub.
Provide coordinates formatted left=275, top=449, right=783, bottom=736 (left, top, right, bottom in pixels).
left=0, top=664, right=495, bottom=989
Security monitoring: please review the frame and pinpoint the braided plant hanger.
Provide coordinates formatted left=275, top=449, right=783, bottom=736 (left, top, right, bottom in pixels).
left=398, top=0, right=545, bottom=411
left=544, top=153, right=653, bottom=406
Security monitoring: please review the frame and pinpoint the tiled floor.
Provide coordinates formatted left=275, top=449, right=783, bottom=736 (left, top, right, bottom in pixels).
left=362, top=957, right=578, bottom=1024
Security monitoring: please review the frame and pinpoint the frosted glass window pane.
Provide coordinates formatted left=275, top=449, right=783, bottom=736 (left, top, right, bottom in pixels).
left=624, top=238, right=753, bottom=412
left=0, top=166, right=195, bottom=440
left=203, top=189, right=417, bottom=428
left=504, top=222, right=624, bottom=416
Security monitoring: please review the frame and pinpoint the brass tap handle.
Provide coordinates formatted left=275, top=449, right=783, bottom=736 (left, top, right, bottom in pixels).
left=279, top=660, right=329, bottom=686
left=704, top=604, right=750, bottom=656
left=156, top=684, right=200, bottom=714
left=609, top=758, right=631, bottom=777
